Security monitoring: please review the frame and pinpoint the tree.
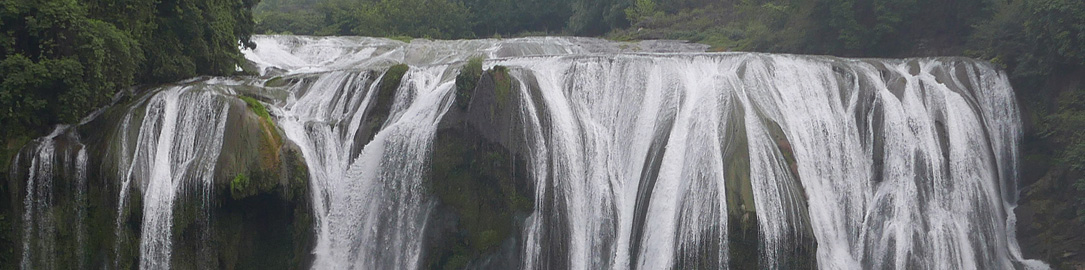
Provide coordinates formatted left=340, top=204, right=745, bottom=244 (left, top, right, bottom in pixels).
left=626, top=0, right=662, bottom=24
left=0, top=0, right=260, bottom=136
left=568, top=0, right=631, bottom=35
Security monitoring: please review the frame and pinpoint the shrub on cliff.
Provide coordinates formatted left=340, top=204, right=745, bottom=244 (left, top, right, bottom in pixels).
left=455, top=57, right=484, bottom=110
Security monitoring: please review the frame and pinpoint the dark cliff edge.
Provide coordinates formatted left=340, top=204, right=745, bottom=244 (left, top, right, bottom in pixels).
left=1014, top=67, right=1085, bottom=270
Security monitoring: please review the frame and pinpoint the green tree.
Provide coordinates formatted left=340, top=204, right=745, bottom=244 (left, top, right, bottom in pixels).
left=813, top=0, right=917, bottom=54
left=1024, top=0, right=1085, bottom=66
left=626, top=0, right=662, bottom=24
left=0, top=0, right=260, bottom=136
left=568, top=0, right=631, bottom=35
left=970, top=0, right=1085, bottom=80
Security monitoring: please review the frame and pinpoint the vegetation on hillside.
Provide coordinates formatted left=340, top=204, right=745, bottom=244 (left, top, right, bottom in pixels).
left=253, top=0, right=627, bottom=37
left=0, top=0, right=260, bottom=140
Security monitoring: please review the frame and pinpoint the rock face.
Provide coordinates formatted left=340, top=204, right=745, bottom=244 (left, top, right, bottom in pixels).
left=1013, top=67, right=1085, bottom=270
left=1, top=81, right=314, bottom=270
left=425, top=65, right=536, bottom=269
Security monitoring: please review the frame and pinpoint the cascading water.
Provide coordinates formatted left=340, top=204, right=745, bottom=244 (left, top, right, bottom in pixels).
left=125, top=85, right=232, bottom=269
left=9, top=35, right=1049, bottom=269
left=497, top=54, right=1048, bottom=269
left=19, top=127, right=72, bottom=270
left=277, top=66, right=455, bottom=269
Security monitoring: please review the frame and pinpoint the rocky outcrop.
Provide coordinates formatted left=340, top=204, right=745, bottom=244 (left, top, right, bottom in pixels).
left=0, top=83, right=314, bottom=270
left=1015, top=67, right=1085, bottom=270
left=169, top=94, right=314, bottom=270
left=423, top=63, right=537, bottom=269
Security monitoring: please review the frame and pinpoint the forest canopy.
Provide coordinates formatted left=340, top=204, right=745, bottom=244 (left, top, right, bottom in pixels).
left=0, top=0, right=260, bottom=136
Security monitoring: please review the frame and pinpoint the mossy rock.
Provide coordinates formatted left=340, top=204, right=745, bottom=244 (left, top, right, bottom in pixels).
left=168, top=94, right=314, bottom=270
left=454, top=57, right=484, bottom=111
left=263, top=76, right=289, bottom=88
left=0, top=133, right=32, bottom=268
left=425, top=64, right=536, bottom=269
left=2, top=129, right=146, bottom=269
left=367, top=64, right=409, bottom=140
left=1, top=82, right=316, bottom=269
left=342, top=65, right=410, bottom=159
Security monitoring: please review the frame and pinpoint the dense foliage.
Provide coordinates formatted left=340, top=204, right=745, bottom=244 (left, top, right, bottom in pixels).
left=253, top=0, right=625, bottom=37
left=0, top=0, right=260, bottom=138
left=609, top=0, right=992, bottom=56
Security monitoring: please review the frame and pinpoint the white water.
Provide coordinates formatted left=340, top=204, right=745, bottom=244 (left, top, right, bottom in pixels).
left=14, top=35, right=1047, bottom=269
left=496, top=54, right=1046, bottom=269
left=247, top=34, right=1044, bottom=268
left=17, top=126, right=91, bottom=270
left=244, top=35, right=708, bottom=76
left=277, top=66, right=456, bottom=269
left=73, top=147, right=88, bottom=270
left=245, top=36, right=1054, bottom=269
left=19, top=128, right=65, bottom=270
left=250, top=35, right=707, bottom=269
left=74, top=84, right=234, bottom=270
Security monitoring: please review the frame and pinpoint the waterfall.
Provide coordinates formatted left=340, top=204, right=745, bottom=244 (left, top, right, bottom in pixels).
left=19, top=127, right=66, bottom=270
left=125, top=85, right=231, bottom=269
left=498, top=54, right=1046, bottom=269
left=16, top=126, right=94, bottom=269
left=277, top=66, right=455, bottom=269
left=10, top=35, right=1048, bottom=269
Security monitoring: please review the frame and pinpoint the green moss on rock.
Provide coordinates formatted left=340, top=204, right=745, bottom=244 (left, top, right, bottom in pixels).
left=0, top=134, right=30, bottom=268
left=425, top=63, right=535, bottom=269
left=381, top=64, right=410, bottom=94
left=240, top=96, right=273, bottom=123
left=264, top=76, right=288, bottom=88
left=349, top=64, right=410, bottom=150
left=0, top=213, right=15, bottom=268
left=431, top=132, right=530, bottom=252
left=168, top=94, right=314, bottom=269
left=454, top=57, right=484, bottom=111
left=231, top=173, right=250, bottom=198
left=489, top=66, right=512, bottom=111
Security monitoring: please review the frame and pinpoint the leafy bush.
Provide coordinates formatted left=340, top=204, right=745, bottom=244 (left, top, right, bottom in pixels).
left=1076, top=178, right=1085, bottom=222
left=240, top=96, right=272, bottom=122
left=231, top=173, right=251, bottom=198
left=255, top=10, right=323, bottom=35
left=626, top=0, right=663, bottom=24
left=0, top=0, right=259, bottom=140
left=454, top=57, right=484, bottom=110
left=1039, top=88, right=1085, bottom=171
left=254, top=0, right=633, bottom=38
left=258, top=0, right=475, bottom=38
left=970, top=0, right=1085, bottom=80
